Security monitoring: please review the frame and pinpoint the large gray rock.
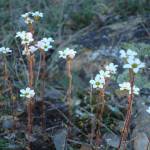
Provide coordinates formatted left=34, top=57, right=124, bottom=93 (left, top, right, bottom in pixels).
left=133, top=132, right=150, bottom=150
left=132, top=96, right=150, bottom=150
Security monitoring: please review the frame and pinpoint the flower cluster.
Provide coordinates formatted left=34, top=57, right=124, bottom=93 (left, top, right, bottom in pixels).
left=36, top=37, right=54, bottom=52
left=21, top=11, right=43, bottom=24
left=105, top=63, right=118, bottom=74
left=0, top=47, right=12, bottom=54
left=120, top=49, right=137, bottom=59
left=19, top=37, right=54, bottom=55
left=20, top=87, right=35, bottom=98
left=119, top=82, right=139, bottom=95
left=58, top=48, right=77, bottom=59
left=22, top=12, right=34, bottom=24
left=90, top=74, right=105, bottom=89
left=16, top=31, right=34, bottom=45
left=123, top=57, right=145, bottom=73
left=90, top=63, right=118, bottom=89
left=120, top=49, right=145, bottom=73
left=32, top=11, right=43, bottom=18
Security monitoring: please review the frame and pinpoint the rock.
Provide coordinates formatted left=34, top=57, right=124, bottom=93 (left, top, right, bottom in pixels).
left=52, top=129, right=67, bottom=150
left=1, top=115, right=14, bottom=129
left=103, top=133, right=120, bottom=148
left=131, top=96, right=150, bottom=150
left=133, top=132, right=150, bottom=150
left=132, top=96, right=150, bottom=137
left=44, top=88, right=64, bottom=101
left=107, top=104, right=124, bottom=119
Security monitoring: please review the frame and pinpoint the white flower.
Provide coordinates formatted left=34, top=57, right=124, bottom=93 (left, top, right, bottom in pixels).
left=21, top=11, right=43, bottom=24
left=21, top=12, right=31, bottom=18
left=119, top=82, right=130, bottom=90
left=41, top=37, right=54, bottom=43
left=21, top=12, right=34, bottom=24
left=119, top=82, right=140, bottom=95
left=24, top=17, right=34, bottom=24
left=36, top=37, right=54, bottom=51
left=105, top=63, right=118, bottom=74
left=22, top=45, right=37, bottom=55
left=132, top=86, right=140, bottom=95
left=59, top=48, right=77, bottom=59
left=16, top=31, right=34, bottom=45
left=0, top=47, right=12, bottom=54
left=99, top=70, right=110, bottom=78
left=127, top=49, right=137, bottom=56
left=36, top=41, right=52, bottom=51
left=120, top=49, right=127, bottom=58
left=120, top=49, right=137, bottom=59
left=58, top=51, right=66, bottom=59
left=146, top=107, right=150, bottom=114
left=20, top=87, right=35, bottom=98
left=29, top=46, right=37, bottom=53
left=123, top=57, right=145, bottom=73
left=32, top=11, right=43, bottom=18
left=89, top=74, right=105, bottom=89
left=65, top=48, right=76, bottom=59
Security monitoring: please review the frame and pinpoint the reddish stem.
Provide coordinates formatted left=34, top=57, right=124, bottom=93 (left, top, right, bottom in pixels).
left=66, top=58, right=73, bottom=137
left=40, top=51, right=46, bottom=129
left=66, top=58, right=73, bottom=118
left=118, top=70, right=135, bottom=150
left=95, top=89, right=105, bottom=146
left=27, top=53, right=34, bottom=150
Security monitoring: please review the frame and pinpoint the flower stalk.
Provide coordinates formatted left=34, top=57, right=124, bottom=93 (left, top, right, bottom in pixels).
left=66, top=57, right=73, bottom=118
left=99, top=89, right=105, bottom=123
left=95, top=89, right=105, bottom=145
left=1, top=49, right=15, bottom=119
left=58, top=48, right=76, bottom=137
left=36, top=37, right=54, bottom=129
left=118, top=70, right=135, bottom=150
left=40, top=50, right=46, bottom=129
left=26, top=46, right=34, bottom=150
left=58, top=48, right=76, bottom=119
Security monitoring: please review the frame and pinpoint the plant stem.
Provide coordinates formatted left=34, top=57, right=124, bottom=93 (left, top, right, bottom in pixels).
left=4, top=57, right=9, bottom=111
left=3, top=56, right=14, bottom=116
left=118, top=70, right=134, bottom=150
left=100, top=89, right=105, bottom=123
left=28, top=55, right=34, bottom=87
left=66, top=58, right=73, bottom=119
left=40, top=50, right=46, bottom=129
left=29, top=24, right=34, bottom=35
left=95, top=89, right=105, bottom=145
left=66, top=57, right=73, bottom=138
left=27, top=46, right=34, bottom=150
left=90, top=80, right=95, bottom=145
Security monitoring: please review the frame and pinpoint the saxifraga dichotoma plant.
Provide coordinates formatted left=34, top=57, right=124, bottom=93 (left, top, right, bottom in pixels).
left=17, top=11, right=54, bottom=149
left=118, top=49, right=145, bottom=150
left=89, top=63, right=118, bottom=146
